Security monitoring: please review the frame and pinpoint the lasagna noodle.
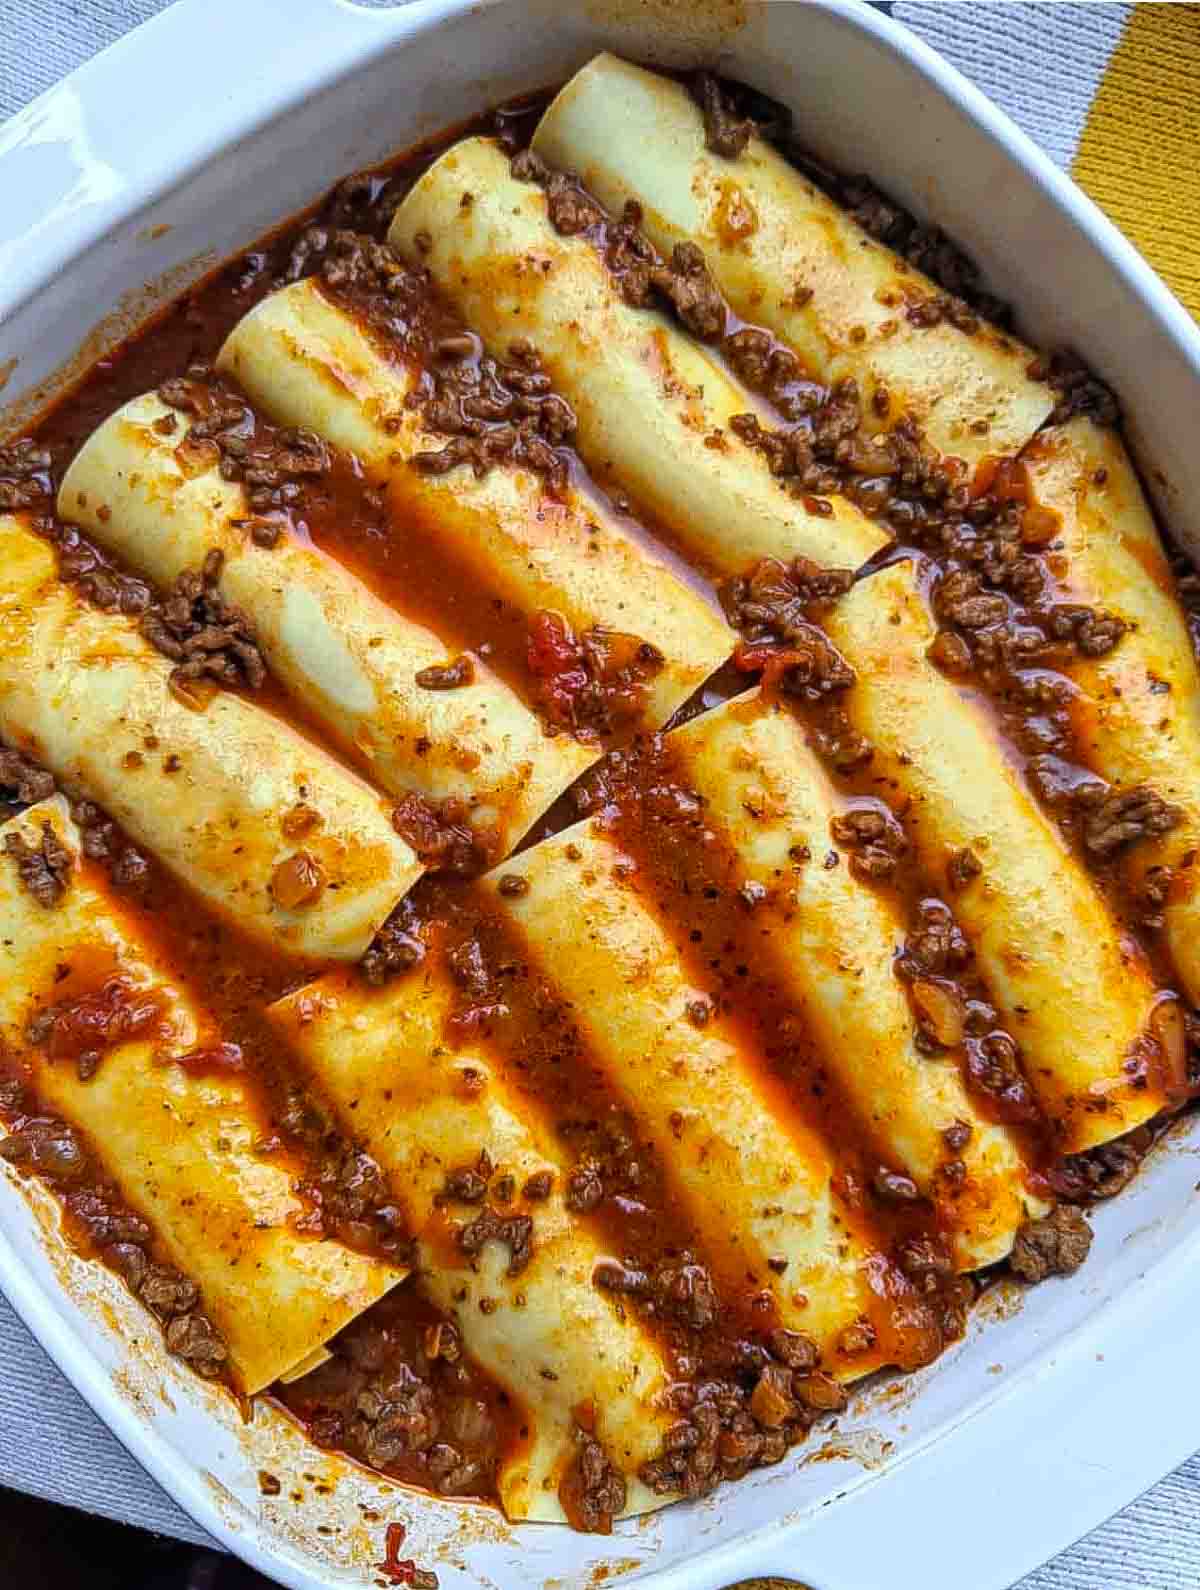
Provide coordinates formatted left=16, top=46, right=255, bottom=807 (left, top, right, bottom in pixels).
left=481, top=821, right=921, bottom=1376
left=531, top=54, right=1053, bottom=465
left=824, top=564, right=1168, bottom=1152
left=217, top=279, right=733, bottom=728
left=386, top=137, right=887, bottom=575
left=267, top=967, right=678, bottom=1522
left=1023, top=418, right=1200, bottom=1003
left=0, top=800, right=401, bottom=1395
left=58, top=393, right=596, bottom=857
left=668, top=692, right=1037, bottom=1269
left=0, top=515, right=419, bottom=960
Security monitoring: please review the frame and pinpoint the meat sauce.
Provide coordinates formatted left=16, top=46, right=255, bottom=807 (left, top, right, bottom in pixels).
left=276, top=1286, right=526, bottom=1511
left=0, top=73, right=1195, bottom=1537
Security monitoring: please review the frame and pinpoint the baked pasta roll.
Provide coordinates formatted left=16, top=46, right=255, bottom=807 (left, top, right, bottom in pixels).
left=268, top=964, right=679, bottom=1524
left=217, top=279, right=733, bottom=732
left=0, top=515, right=418, bottom=959
left=824, top=564, right=1171, bottom=1151
left=482, top=821, right=946, bottom=1377
left=388, top=137, right=887, bottom=575
left=60, top=392, right=596, bottom=861
left=0, top=799, right=403, bottom=1394
left=666, top=692, right=1039, bottom=1269
left=1023, top=417, right=1200, bottom=1003
left=532, top=54, right=1053, bottom=465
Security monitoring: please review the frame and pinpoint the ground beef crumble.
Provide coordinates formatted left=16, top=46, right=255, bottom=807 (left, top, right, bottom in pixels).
left=600, top=199, right=661, bottom=306
left=965, top=1029, right=1042, bottom=1124
left=359, top=897, right=427, bottom=986
left=947, top=845, right=983, bottom=891
left=894, top=898, right=1043, bottom=1121
left=158, top=369, right=329, bottom=540
left=594, top=1251, right=718, bottom=1331
left=564, top=1161, right=604, bottom=1214
left=526, top=609, right=664, bottom=741
left=1044, top=1125, right=1157, bottom=1203
left=0, top=746, right=56, bottom=813
left=391, top=792, right=500, bottom=877
left=287, top=222, right=413, bottom=302
left=722, top=556, right=857, bottom=699
left=727, top=390, right=899, bottom=505
left=27, top=976, right=164, bottom=1081
left=141, top=548, right=267, bottom=694
left=548, top=1112, right=654, bottom=1221
left=634, top=1310, right=883, bottom=1501
left=457, top=1204, right=534, bottom=1277
left=559, top=1428, right=627, bottom=1533
left=917, top=462, right=1128, bottom=685
left=1009, top=1204, right=1093, bottom=1283
left=723, top=555, right=856, bottom=636
left=438, top=1151, right=493, bottom=1206
left=278, top=1088, right=411, bottom=1259
left=3, top=819, right=73, bottom=907
left=693, top=71, right=756, bottom=159
left=1027, top=350, right=1120, bottom=428
left=511, top=151, right=729, bottom=344
left=899, top=895, right=969, bottom=978
left=722, top=328, right=831, bottom=424
left=446, top=935, right=492, bottom=1002
left=808, top=707, right=875, bottom=773
left=510, top=149, right=603, bottom=236
left=411, top=336, right=579, bottom=493
left=50, top=518, right=153, bottom=616
left=1028, top=760, right=1182, bottom=862
left=0, top=439, right=54, bottom=510
left=829, top=802, right=908, bottom=883
left=1137, top=863, right=1175, bottom=932
left=69, top=799, right=150, bottom=895
left=647, top=241, right=727, bottom=342
left=1081, top=784, right=1182, bottom=859
left=280, top=1294, right=503, bottom=1506
left=415, top=654, right=475, bottom=690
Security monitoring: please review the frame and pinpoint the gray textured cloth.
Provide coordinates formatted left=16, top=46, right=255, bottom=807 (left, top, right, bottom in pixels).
left=2, top=3, right=1200, bottom=1585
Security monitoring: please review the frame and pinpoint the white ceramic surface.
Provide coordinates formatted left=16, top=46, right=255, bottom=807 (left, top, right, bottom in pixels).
left=2, top=3, right=1200, bottom=1588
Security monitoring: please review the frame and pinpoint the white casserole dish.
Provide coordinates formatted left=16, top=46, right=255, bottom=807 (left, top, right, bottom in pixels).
left=3, top=2, right=1200, bottom=1586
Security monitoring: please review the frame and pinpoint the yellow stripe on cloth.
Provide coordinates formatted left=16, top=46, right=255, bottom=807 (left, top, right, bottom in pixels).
left=1072, top=3, right=1200, bottom=320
